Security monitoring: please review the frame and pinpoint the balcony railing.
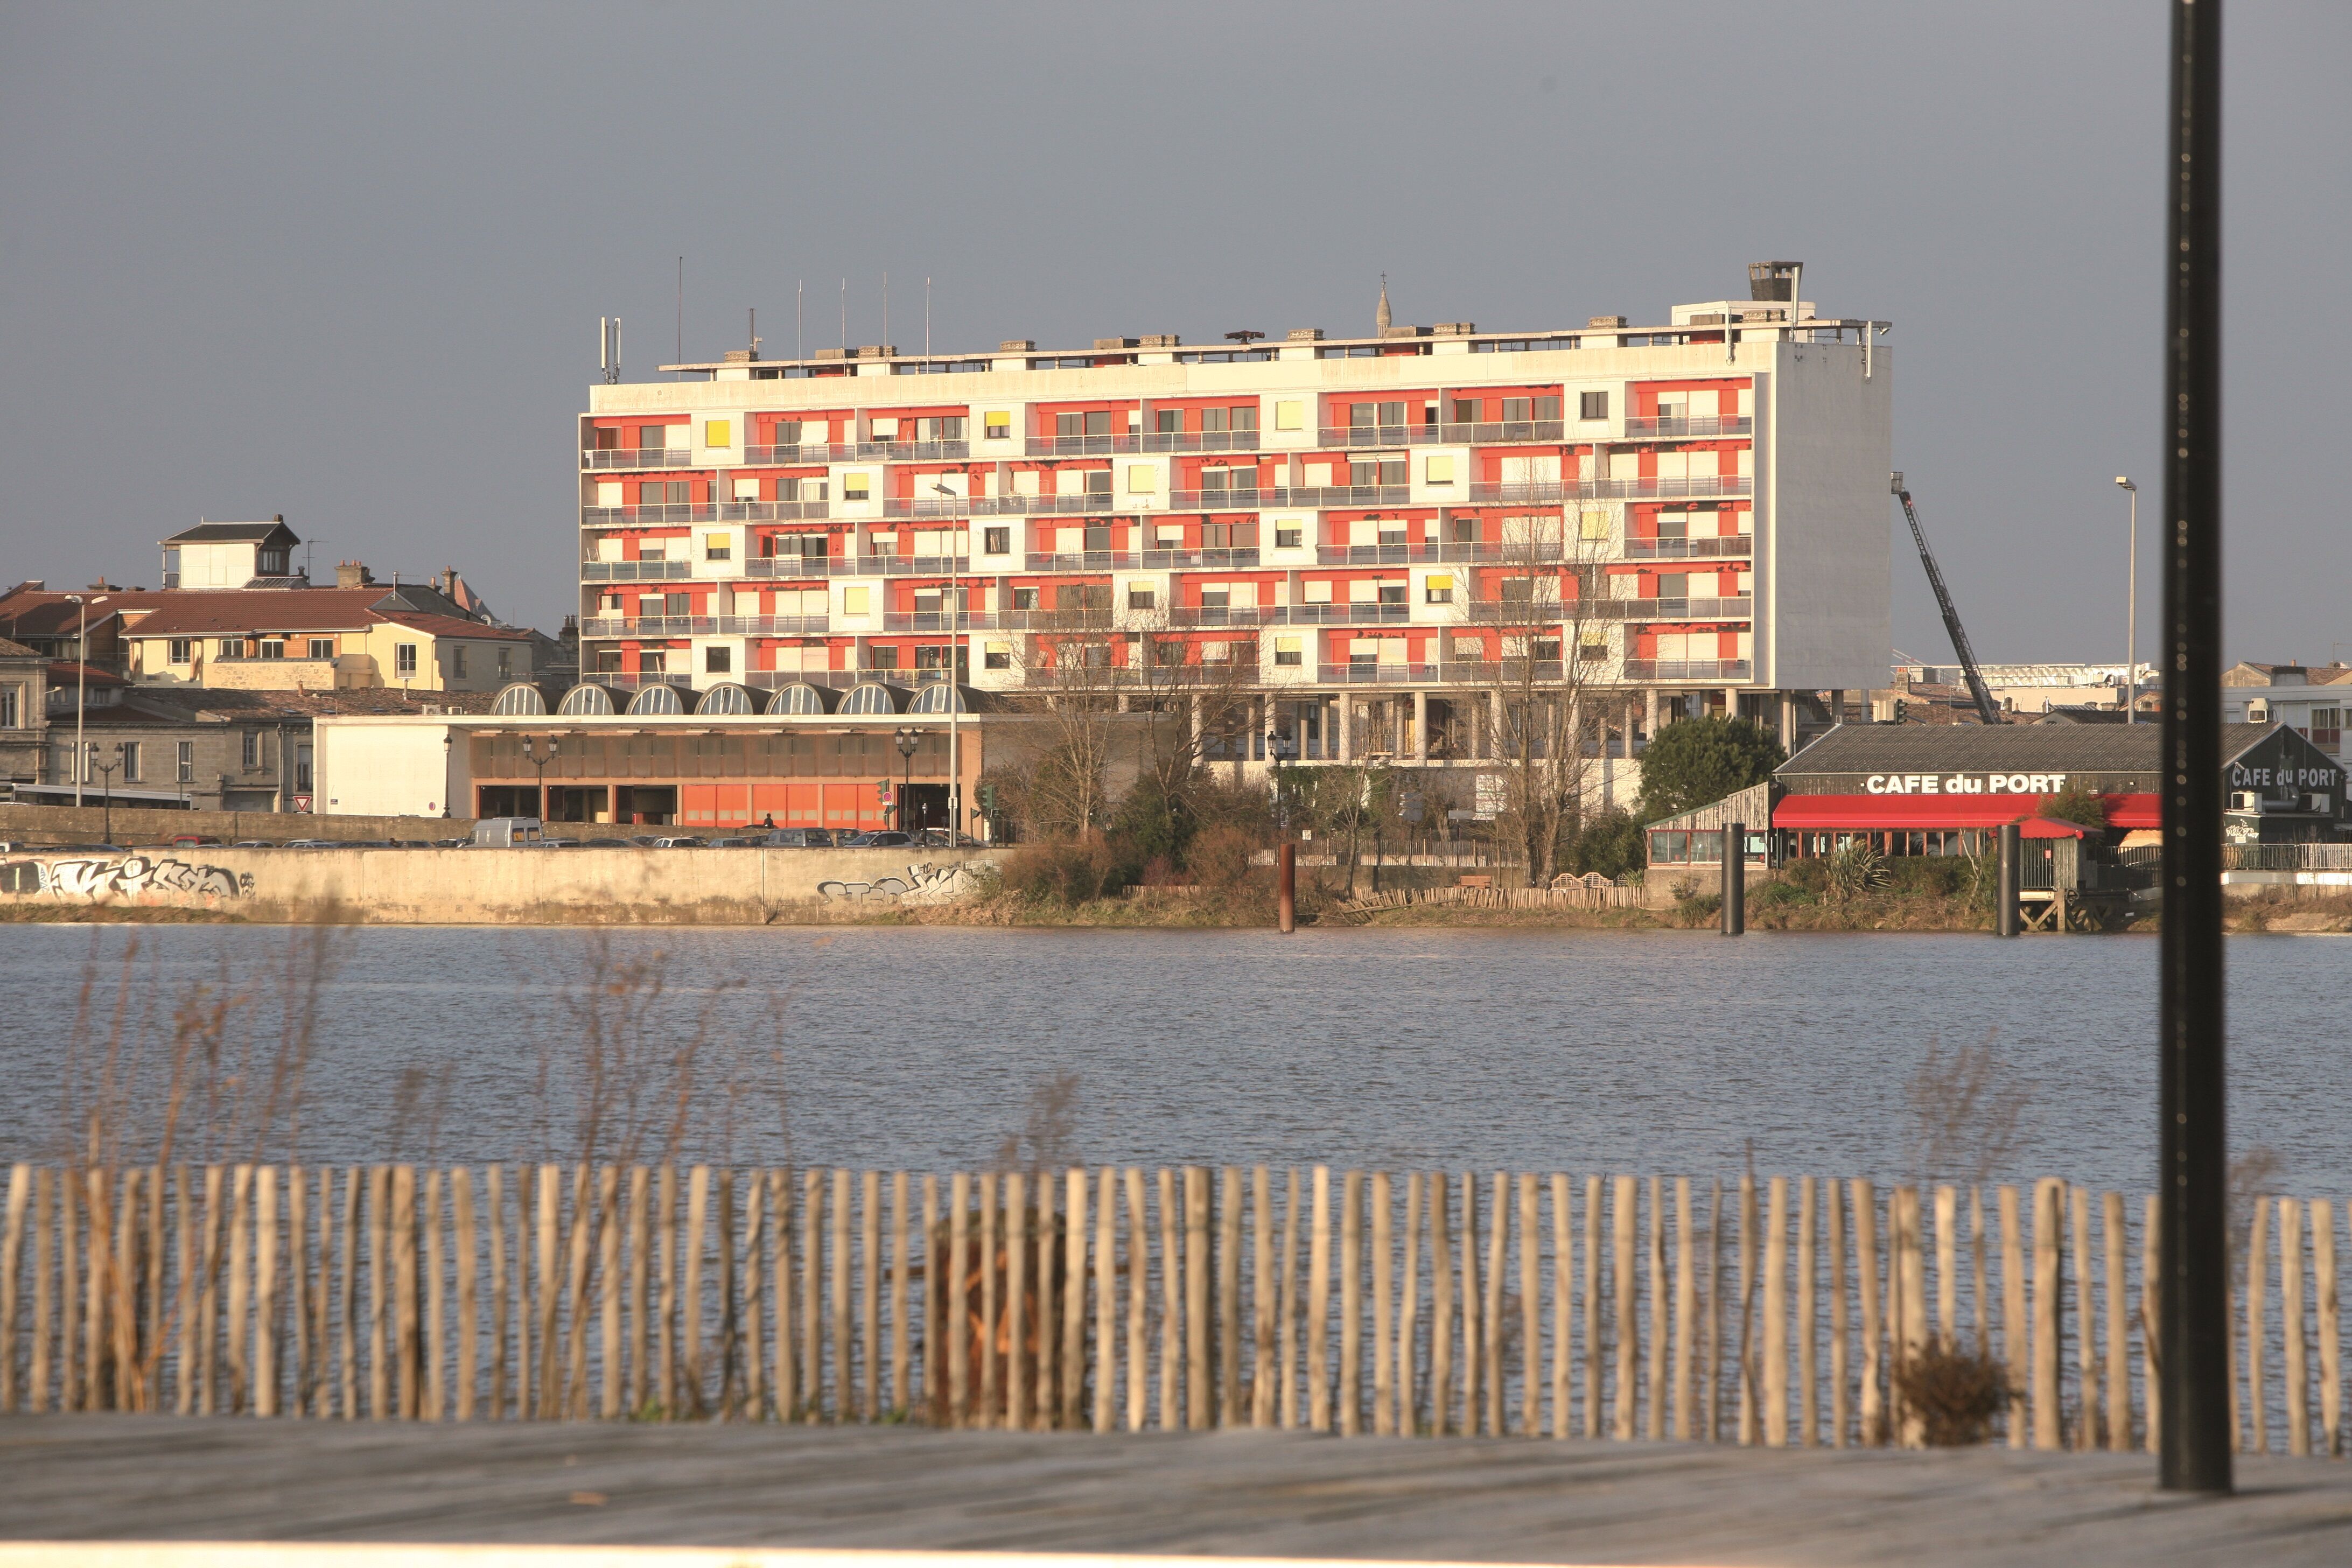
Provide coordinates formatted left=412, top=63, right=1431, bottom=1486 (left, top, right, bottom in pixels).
left=738, top=440, right=968, bottom=464
left=1620, top=415, right=1752, bottom=440
left=1027, top=430, right=1265, bottom=457
left=1318, top=421, right=1566, bottom=449
left=1621, top=534, right=1753, bottom=561
left=1315, top=662, right=1444, bottom=685
left=579, top=615, right=834, bottom=640
left=584, top=447, right=691, bottom=471
left=581, top=501, right=834, bottom=527
left=580, top=560, right=691, bottom=582
left=1468, top=476, right=1752, bottom=505
left=1020, top=548, right=1261, bottom=572
left=1621, top=659, right=1752, bottom=682
left=1579, top=596, right=1752, bottom=622
left=743, top=443, right=853, bottom=465
left=885, top=493, right=1113, bottom=519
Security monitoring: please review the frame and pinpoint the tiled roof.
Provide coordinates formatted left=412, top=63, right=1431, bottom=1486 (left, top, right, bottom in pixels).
left=84, top=687, right=503, bottom=726
left=108, top=590, right=395, bottom=636
left=0, top=635, right=38, bottom=659
left=373, top=610, right=534, bottom=641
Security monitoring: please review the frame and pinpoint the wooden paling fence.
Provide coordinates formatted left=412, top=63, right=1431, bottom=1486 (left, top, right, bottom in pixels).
left=1340, top=884, right=1643, bottom=914
left=0, top=1164, right=2344, bottom=1455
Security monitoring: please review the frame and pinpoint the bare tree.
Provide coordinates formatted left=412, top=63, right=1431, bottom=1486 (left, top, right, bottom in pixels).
left=1459, top=501, right=1620, bottom=885
left=1904, top=1031, right=2035, bottom=1186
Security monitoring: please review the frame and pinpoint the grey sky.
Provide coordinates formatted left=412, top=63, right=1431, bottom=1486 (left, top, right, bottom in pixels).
left=3, top=1, right=2344, bottom=668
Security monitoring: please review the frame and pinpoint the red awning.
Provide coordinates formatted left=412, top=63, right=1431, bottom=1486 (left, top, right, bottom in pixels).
left=1773, top=793, right=2159, bottom=831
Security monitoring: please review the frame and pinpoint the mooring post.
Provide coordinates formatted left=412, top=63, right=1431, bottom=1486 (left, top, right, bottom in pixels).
left=1721, top=822, right=1744, bottom=936
left=1997, top=822, right=2021, bottom=936
left=1278, top=842, right=1296, bottom=934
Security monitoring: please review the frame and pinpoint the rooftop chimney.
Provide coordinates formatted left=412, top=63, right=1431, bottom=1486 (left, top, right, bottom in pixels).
left=1748, top=261, right=1803, bottom=302
left=337, top=559, right=374, bottom=589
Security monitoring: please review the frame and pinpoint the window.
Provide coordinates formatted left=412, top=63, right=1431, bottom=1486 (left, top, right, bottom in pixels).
left=169, top=639, right=192, bottom=665
left=258, top=548, right=288, bottom=575
left=867, top=645, right=899, bottom=669
left=451, top=645, right=469, bottom=678
left=1275, top=525, right=1303, bottom=549
left=0, top=685, right=14, bottom=729
left=663, top=591, right=692, bottom=615
left=395, top=643, right=418, bottom=678
left=1534, top=395, right=1562, bottom=422
left=641, top=479, right=690, bottom=506
left=638, top=544, right=666, bottom=561
left=984, top=642, right=1012, bottom=670
left=308, top=638, right=335, bottom=660
left=2314, top=708, right=2343, bottom=750
left=242, top=731, right=261, bottom=770
left=498, top=647, right=512, bottom=676
left=1274, top=400, right=1302, bottom=431
left=843, top=586, right=871, bottom=614
left=1452, top=398, right=1480, bottom=424
left=1203, top=407, right=1229, bottom=433
left=639, top=650, right=667, bottom=674
left=917, top=416, right=965, bottom=440
left=1058, top=584, right=1111, bottom=611
left=1348, top=458, right=1407, bottom=487
left=704, top=420, right=732, bottom=447
left=774, top=419, right=804, bottom=446
left=1124, top=464, right=1157, bottom=494
left=1581, top=510, right=1612, bottom=541
left=984, top=411, right=1011, bottom=440
left=1425, top=455, right=1455, bottom=486
left=220, top=638, right=246, bottom=659
left=1580, top=390, right=1609, bottom=421
left=1503, top=398, right=1532, bottom=423
left=1202, top=521, right=1258, bottom=550
left=1127, top=585, right=1156, bottom=610
left=842, top=472, right=871, bottom=501
left=704, top=533, right=732, bottom=561
left=1274, top=636, right=1302, bottom=667
left=983, top=527, right=1011, bottom=555
left=705, top=646, right=732, bottom=674
left=1084, top=470, right=1112, bottom=495
left=1580, top=629, right=1609, bottom=662
left=638, top=424, right=668, bottom=449
left=1232, top=405, right=1258, bottom=431
left=118, top=742, right=139, bottom=782
left=177, top=740, right=194, bottom=782
left=1155, top=409, right=1182, bottom=433
left=1378, top=582, right=1407, bottom=607
left=1425, top=573, right=1454, bottom=604
left=259, top=640, right=285, bottom=660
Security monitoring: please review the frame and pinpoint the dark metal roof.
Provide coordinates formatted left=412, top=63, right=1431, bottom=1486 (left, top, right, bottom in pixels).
left=1781, top=722, right=2279, bottom=781
left=162, top=521, right=299, bottom=545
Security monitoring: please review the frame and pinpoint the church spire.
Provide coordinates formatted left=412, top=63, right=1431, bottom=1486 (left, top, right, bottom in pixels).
left=1376, top=274, right=1392, bottom=332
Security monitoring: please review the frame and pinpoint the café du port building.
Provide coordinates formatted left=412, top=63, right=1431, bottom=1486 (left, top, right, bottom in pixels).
left=1646, top=722, right=2349, bottom=869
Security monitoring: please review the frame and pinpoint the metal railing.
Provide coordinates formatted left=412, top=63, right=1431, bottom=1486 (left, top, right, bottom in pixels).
left=1316, top=662, right=1442, bottom=685
left=742, top=443, right=853, bottom=464
left=737, top=440, right=968, bottom=464
left=1620, top=659, right=1752, bottom=682
left=1468, top=475, right=1752, bottom=505
left=1620, top=415, right=1753, bottom=440
left=583, top=447, right=691, bottom=470
left=1026, top=430, right=1266, bottom=456
left=583, top=616, right=832, bottom=639
left=582, top=503, right=718, bottom=526
left=2221, top=842, right=2352, bottom=871
left=580, top=560, right=691, bottom=582
left=1318, top=421, right=1567, bottom=449
left=1020, top=548, right=1262, bottom=572
left=741, top=554, right=970, bottom=578
left=1621, top=535, right=1753, bottom=561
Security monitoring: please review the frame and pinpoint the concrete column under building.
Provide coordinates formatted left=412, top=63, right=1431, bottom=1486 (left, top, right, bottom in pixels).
left=1725, top=685, right=1741, bottom=724
left=1644, top=687, right=1660, bottom=737
left=1336, top=694, right=1353, bottom=763
left=1779, top=692, right=1796, bottom=750
left=1413, top=691, right=1429, bottom=762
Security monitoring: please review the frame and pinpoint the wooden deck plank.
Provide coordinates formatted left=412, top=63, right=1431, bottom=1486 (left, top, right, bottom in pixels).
left=2, top=1417, right=2350, bottom=1567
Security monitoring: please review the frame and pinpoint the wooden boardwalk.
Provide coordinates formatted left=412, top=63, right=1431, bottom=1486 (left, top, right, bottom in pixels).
left=3, top=1417, right=2351, bottom=1566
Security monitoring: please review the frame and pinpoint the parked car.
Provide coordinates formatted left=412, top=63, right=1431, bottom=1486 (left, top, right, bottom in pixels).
left=703, top=836, right=757, bottom=848
left=916, top=828, right=983, bottom=848
left=39, top=843, right=124, bottom=853
left=230, top=840, right=279, bottom=849
left=281, top=838, right=342, bottom=849
left=753, top=827, right=834, bottom=848
left=578, top=837, right=640, bottom=848
left=650, top=836, right=706, bottom=848
left=166, top=834, right=226, bottom=848
left=840, top=830, right=914, bottom=849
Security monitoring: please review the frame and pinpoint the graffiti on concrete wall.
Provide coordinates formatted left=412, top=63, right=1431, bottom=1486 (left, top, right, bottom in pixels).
left=0, top=855, right=251, bottom=900
left=816, top=861, right=983, bottom=905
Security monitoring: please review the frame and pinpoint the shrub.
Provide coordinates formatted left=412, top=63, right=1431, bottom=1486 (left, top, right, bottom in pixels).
left=999, top=835, right=1130, bottom=904
left=1637, top=715, right=1784, bottom=822
left=2039, top=784, right=2109, bottom=829
left=1564, top=809, right=1647, bottom=883
left=1891, top=1336, right=2014, bottom=1445
left=1186, top=823, right=1260, bottom=892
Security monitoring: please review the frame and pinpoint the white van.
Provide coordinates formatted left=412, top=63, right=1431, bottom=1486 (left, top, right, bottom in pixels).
left=471, top=817, right=547, bottom=847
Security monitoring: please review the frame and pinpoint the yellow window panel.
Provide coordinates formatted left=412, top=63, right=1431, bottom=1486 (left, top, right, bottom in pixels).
left=1124, top=465, right=1158, bottom=494
left=704, top=419, right=732, bottom=447
left=1274, top=400, right=1303, bottom=431
left=1425, top=455, right=1455, bottom=482
left=844, top=587, right=870, bottom=614
left=1580, top=511, right=1611, bottom=540
left=1427, top=573, right=1453, bottom=592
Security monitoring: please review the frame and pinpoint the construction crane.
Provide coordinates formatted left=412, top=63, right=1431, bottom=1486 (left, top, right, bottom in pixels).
left=1891, top=472, right=2003, bottom=725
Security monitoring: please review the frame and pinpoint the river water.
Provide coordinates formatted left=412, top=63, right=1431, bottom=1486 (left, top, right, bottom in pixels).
left=3, top=923, right=2346, bottom=1195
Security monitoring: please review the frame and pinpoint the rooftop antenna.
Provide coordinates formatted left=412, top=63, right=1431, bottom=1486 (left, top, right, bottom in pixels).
left=748, top=307, right=759, bottom=359
left=600, top=316, right=620, bottom=383
left=840, top=279, right=846, bottom=350
left=1376, top=274, right=1391, bottom=332
left=675, top=256, right=684, bottom=368
left=1224, top=330, right=1265, bottom=344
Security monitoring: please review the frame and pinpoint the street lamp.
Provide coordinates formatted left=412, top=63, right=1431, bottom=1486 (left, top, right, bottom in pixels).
left=520, top=734, right=557, bottom=821
left=2117, top=477, right=2139, bottom=723
left=87, top=741, right=123, bottom=845
left=893, top=725, right=920, bottom=831
left=64, top=594, right=86, bottom=807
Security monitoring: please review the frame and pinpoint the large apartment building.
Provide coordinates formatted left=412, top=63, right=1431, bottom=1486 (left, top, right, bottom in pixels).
left=576, top=263, right=1891, bottom=769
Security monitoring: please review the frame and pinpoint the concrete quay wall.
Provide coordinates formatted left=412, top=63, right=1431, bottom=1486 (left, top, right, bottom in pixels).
left=0, top=845, right=998, bottom=925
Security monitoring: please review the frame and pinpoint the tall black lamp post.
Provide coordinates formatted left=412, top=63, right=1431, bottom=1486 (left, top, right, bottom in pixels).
left=520, top=736, right=557, bottom=821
